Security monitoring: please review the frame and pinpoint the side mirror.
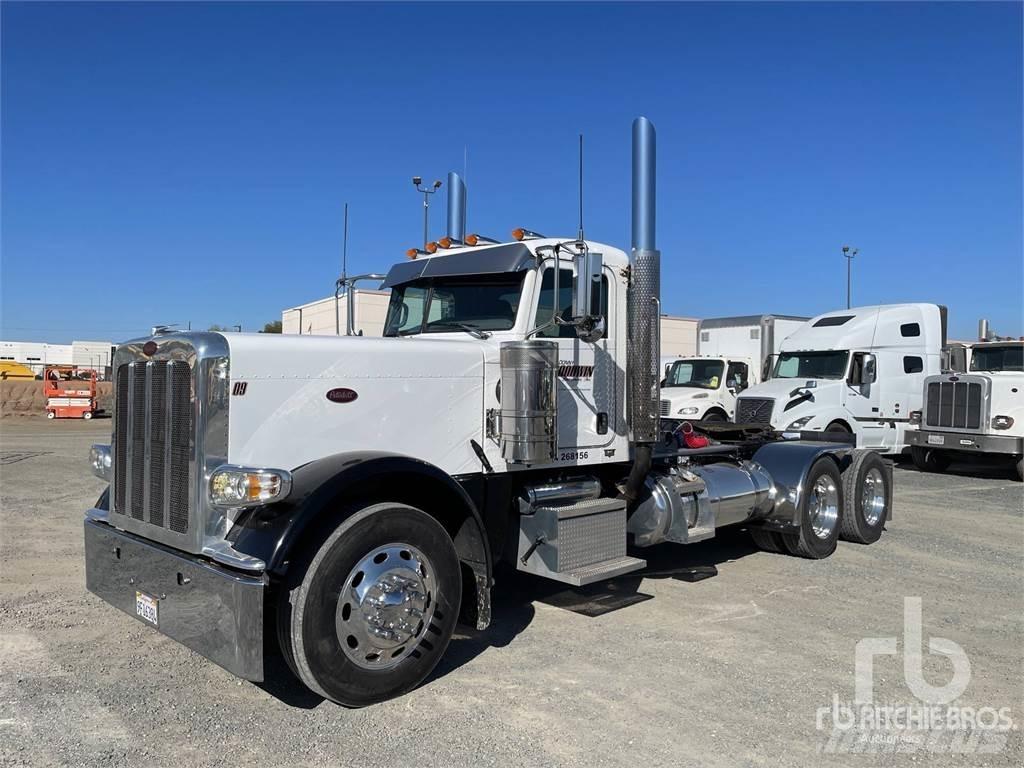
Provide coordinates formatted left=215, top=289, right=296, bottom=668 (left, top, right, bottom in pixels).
left=572, top=250, right=604, bottom=341
left=863, top=353, right=877, bottom=383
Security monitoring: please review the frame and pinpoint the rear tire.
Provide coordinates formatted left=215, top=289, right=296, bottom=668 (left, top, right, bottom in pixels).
left=750, top=527, right=788, bottom=553
left=781, top=457, right=843, bottom=559
left=283, top=502, right=461, bottom=707
left=839, top=450, right=890, bottom=544
left=911, top=445, right=950, bottom=473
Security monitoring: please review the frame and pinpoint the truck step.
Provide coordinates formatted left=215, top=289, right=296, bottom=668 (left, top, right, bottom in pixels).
left=517, top=497, right=646, bottom=586
left=552, top=555, right=647, bottom=587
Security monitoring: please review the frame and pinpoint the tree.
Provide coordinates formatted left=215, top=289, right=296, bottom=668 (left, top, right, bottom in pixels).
left=260, top=320, right=283, bottom=334
left=208, top=324, right=229, bottom=332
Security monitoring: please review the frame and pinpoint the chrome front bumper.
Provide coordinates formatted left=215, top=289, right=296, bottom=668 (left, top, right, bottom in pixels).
left=907, top=429, right=1024, bottom=456
left=84, top=518, right=265, bottom=681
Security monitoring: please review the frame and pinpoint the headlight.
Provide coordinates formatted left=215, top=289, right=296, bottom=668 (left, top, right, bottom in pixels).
left=786, top=416, right=814, bottom=430
left=678, top=406, right=700, bottom=415
left=992, top=415, right=1014, bottom=430
left=89, top=444, right=112, bottom=481
left=909, top=410, right=922, bottom=426
left=209, top=466, right=292, bottom=507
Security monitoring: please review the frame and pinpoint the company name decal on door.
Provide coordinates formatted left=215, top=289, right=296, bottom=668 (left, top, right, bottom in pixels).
left=558, top=363, right=594, bottom=379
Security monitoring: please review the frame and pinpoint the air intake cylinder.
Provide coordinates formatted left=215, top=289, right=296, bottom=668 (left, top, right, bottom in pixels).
left=499, top=341, right=558, bottom=464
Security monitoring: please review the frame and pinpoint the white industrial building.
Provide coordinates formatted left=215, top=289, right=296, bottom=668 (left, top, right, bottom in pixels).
left=282, top=291, right=698, bottom=355
left=0, top=340, right=114, bottom=377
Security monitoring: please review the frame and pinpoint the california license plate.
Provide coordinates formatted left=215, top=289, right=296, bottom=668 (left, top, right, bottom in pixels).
left=135, top=591, right=159, bottom=626
left=927, top=434, right=945, bottom=445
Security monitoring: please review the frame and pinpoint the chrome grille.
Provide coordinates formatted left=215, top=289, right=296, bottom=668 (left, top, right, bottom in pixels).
left=925, top=380, right=983, bottom=430
left=660, top=399, right=671, bottom=417
left=736, top=397, right=774, bottom=424
left=114, top=360, right=193, bottom=533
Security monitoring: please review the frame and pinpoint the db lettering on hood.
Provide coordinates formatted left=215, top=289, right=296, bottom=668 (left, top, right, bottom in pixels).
left=326, top=388, right=358, bottom=403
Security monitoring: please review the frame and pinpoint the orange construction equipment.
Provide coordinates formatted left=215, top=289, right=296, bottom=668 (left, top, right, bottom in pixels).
left=44, top=366, right=98, bottom=419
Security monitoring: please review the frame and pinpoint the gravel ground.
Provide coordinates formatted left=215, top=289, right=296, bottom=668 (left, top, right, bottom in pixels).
left=1, top=419, right=1021, bottom=767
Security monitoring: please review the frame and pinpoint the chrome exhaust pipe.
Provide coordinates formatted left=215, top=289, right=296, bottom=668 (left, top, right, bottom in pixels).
left=446, top=171, right=467, bottom=243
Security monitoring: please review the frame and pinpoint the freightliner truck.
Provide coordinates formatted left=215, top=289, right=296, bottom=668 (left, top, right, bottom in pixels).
left=83, top=118, right=893, bottom=706
left=908, top=321, right=1023, bottom=480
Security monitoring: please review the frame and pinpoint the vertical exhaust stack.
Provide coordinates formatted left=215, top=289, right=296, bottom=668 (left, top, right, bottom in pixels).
left=446, top=171, right=467, bottom=243
left=624, top=116, right=661, bottom=504
left=979, top=318, right=990, bottom=342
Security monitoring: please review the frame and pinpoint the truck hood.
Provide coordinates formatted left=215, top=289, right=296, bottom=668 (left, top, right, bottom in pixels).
left=739, top=378, right=845, bottom=425
left=221, top=332, right=488, bottom=474
left=660, top=387, right=717, bottom=405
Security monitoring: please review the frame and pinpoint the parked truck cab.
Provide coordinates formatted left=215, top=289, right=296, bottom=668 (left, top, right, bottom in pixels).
left=660, top=356, right=755, bottom=421
left=735, top=304, right=945, bottom=453
left=82, top=117, right=893, bottom=707
left=908, top=339, right=1024, bottom=479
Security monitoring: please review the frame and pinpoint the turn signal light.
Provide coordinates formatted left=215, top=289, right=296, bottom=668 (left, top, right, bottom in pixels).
left=909, top=410, right=922, bottom=425
left=992, top=415, right=1014, bottom=430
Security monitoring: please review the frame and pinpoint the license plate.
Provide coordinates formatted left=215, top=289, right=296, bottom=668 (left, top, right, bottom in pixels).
left=927, top=435, right=945, bottom=445
left=136, top=591, right=159, bottom=626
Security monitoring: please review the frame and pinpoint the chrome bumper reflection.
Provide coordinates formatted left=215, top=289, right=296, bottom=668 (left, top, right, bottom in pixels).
left=84, top=518, right=265, bottom=681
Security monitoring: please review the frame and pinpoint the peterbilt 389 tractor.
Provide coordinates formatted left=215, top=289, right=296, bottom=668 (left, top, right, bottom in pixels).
left=83, top=117, right=893, bottom=707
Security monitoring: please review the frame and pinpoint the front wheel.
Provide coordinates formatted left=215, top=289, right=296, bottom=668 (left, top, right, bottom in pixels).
left=283, top=502, right=461, bottom=707
left=702, top=411, right=727, bottom=423
left=911, top=445, right=950, bottom=473
left=46, top=411, right=56, bottom=419
left=782, top=457, right=843, bottom=559
left=1015, top=456, right=1023, bottom=482
left=82, top=411, right=93, bottom=420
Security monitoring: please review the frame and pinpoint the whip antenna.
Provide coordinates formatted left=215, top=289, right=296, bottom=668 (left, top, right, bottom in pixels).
left=342, top=202, right=349, bottom=279
left=577, top=133, right=584, bottom=242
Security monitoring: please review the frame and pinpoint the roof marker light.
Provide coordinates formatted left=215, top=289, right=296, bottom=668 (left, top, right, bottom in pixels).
left=465, top=234, right=499, bottom=246
left=512, top=228, right=544, bottom=241
left=425, top=241, right=439, bottom=254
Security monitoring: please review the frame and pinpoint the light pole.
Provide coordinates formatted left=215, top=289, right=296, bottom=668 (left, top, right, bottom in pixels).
left=412, top=176, right=442, bottom=248
left=842, top=245, right=858, bottom=309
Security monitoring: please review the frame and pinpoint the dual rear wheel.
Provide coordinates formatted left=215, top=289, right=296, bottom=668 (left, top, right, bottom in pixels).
left=750, top=450, right=889, bottom=558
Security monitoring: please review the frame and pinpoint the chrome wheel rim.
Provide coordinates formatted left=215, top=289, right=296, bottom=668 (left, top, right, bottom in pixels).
left=808, top=474, right=839, bottom=539
left=861, top=467, right=885, bottom=526
left=336, top=543, right=435, bottom=670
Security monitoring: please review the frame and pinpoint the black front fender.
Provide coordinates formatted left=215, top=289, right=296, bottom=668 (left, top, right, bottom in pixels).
left=226, top=451, right=492, bottom=629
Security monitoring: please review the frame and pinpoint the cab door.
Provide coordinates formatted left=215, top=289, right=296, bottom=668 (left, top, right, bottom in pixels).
left=844, top=351, right=887, bottom=447
left=531, top=261, right=616, bottom=451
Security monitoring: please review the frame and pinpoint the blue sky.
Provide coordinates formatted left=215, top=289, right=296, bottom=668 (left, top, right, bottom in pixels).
left=2, top=1, right=1021, bottom=343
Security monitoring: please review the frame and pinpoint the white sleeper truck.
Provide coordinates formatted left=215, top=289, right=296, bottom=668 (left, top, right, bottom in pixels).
left=734, top=304, right=944, bottom=453
left=660, top=315, right=806, bottom=422
left=83, top=118, right=893, bottom=707
left=907, top=335, right=1023, bottom=480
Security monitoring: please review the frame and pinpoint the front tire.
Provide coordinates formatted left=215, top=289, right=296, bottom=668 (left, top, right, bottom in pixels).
left=782, top=457, right=843, bottom=559
left=702, top=411, right=727, bottom=423
left=284, top=502, right=462, bottom=707
left=911, top=445, right=950, bottom=473
left=839, top=450, right=890, bottom=544
left=83, top=411, right=93, bottom=420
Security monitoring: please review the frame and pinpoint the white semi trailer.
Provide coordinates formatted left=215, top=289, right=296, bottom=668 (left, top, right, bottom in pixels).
left=82, top=118, right=892, bottom=707
left=907, top=321, right=1023, bottom=480
left=734, top=304, right=945, bottom=453
left=659, top=315, right=806, bottom=422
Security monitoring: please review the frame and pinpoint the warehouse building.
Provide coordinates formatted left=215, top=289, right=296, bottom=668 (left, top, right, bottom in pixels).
left=0, top=340, right=114, bottom=377
left=282, top=291, right=698, bottom=355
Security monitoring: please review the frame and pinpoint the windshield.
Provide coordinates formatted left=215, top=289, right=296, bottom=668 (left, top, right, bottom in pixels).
left=774, top=350, right=849, bottom=379
left=384, top=272, right=525, bottom=337
left=665, top=359, right=725, bottom=389
left=970, top=345, right=1024, bottom=372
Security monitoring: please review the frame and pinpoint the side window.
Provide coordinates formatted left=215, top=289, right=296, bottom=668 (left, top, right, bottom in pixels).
left=900, top=323, right=921, bottom=338
left=903, top=356, right=923, bottom=374
left=533, top=268, right=608, bottom=339
left=726, top=361, right=749, bottom=389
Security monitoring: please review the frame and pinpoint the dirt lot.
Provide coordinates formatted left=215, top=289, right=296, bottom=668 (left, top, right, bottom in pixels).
left=1, top=419, right=1021, bottom=767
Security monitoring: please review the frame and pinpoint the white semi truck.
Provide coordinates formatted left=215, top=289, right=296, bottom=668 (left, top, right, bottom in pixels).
left=734, top=304, right=945, bottom=453
left=907, top=322, right=1023, bottom=479
left=659, top=315, right=806, bottom=422
left=82, top=118, right=893, bottom=707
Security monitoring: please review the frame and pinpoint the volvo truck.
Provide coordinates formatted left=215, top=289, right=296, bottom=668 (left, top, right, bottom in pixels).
left=907, top=321, right=1023, bottom=479
left=735, top=304, right=945, bottom=453
left=659, top=315, right=806, bottom=422
left=82, top=118, right=892, bottom=707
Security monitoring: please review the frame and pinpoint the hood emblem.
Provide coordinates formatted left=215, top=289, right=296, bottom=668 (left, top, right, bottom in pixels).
left=326, top=388, right=358, bottom=404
